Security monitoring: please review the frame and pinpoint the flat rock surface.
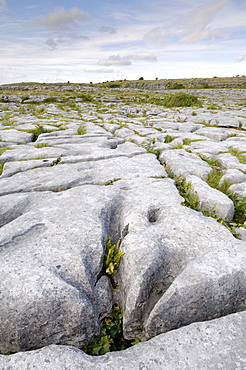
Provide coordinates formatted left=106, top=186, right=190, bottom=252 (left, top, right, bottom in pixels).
left=0, top=82, right=246, bottom=367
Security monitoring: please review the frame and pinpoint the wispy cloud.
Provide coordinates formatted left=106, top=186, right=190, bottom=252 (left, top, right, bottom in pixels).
left=144, top=0, right=231, bottom=45
left=179, top=0, right=230, bottom=43
left=0, top=0, right=6, bottom=12
left=70, top=34, right=89, bottom=40
left=234, top=55, right=245, bottom=63
left=98, top=53, right=157, bottom=66
left=99, top=26, right=117, bottom=34
left=29, top=7, right=89, bottom=32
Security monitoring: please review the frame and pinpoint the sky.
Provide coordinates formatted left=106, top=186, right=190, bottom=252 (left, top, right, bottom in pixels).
left=0, top=0, right=246, bottom=84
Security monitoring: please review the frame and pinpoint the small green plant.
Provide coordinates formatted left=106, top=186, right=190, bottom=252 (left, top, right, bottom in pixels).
left=206, top=167, right=224, bottom=189
left=34, top=143, right=49, bottom=148
left=77, top=125, right=87, bottom=135
left=140, top=142, right=162, bottom=158
left=27, top=124, right=52, bottom=141
left=218, top=179, right=234, bottom=194
left=183, top=138, right=193, bottom=145
left=192, top=111, right=197, bottom=116
left=104, top=237, right=124, bottom=276
left=50, top=157, right=61, bottom=166
left=176, top=177, right=201, bottom=209
left=102, top=178, right=121, bottom=186
left=165, top=135, right=175, bottom=143
left=0, top=162, right=4, bottom=175
left=82, top=306, right=140, bottom=356
left=229, top=193, right=246, bottom=225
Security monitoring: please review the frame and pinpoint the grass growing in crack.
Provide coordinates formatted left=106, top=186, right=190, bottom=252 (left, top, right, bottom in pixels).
left=176, top=177, right=201, bottom=209
left=0, top=163, right=4, bottom=175
left=165, top=164, right=244, bottom=237
left=228, top=148, right=246, bottom=164
left=218, top=179, right=234, bottom=194
left=228, top=193, right=246, bottom=225
left=165, top=135, right=175, bottom=143
left=206, top=167, right=224, bottom=189
left=140, top=142, right=162, bottom=158
left=34, top=143, right=50, bottom=148
left=0, top=146, right=14, bottom=156
left=104, top=237, right=124, bottom=277
left=183, top=138, right=203, bottom=146
left=27, top=124, right=53, bottom=141
left=197, top=154, right=220, bottom=167
left=81, top=237, right=139, bottom=356
left=173, top=144, right=183, bottom=149
left=198, top=153, right=246, bottom=226
left=82, top=306, right=140, bottom=356
left=77, top=125, right=87, bottom=135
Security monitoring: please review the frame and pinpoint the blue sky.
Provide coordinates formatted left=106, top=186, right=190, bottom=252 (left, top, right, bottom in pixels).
left=0, top=0, right=245, bottom=84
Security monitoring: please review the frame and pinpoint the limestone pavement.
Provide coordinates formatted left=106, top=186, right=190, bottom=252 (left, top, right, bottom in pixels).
left=0, top=83, right=246, bottom=369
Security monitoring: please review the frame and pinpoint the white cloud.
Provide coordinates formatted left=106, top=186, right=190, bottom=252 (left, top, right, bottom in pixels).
left=99, top=26, right=117, bottom=34
left=98, top=53, right=157, bottom=66
left=130, top=53, right=157, bottom=62
left=234, top=55, right=245, bottom=62
left=31, top=7, right=89, bottom=32
left=98, top=55, right=132, bottom=66
left=84, top=68, right=114, bottom=73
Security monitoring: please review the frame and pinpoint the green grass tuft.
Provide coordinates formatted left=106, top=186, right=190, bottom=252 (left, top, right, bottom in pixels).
left=77, top=125, right=87, bottom=135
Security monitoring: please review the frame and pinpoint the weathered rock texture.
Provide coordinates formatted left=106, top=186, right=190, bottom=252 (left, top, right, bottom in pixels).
left=1, top=311, right=246, bottom=370
left=0, top=82, right=246, bottom=367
